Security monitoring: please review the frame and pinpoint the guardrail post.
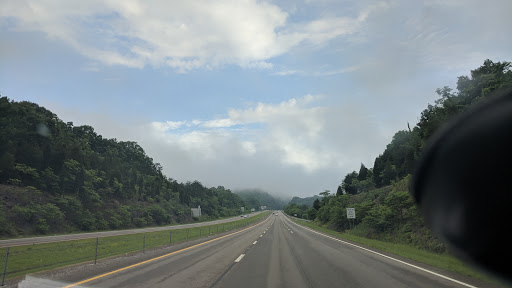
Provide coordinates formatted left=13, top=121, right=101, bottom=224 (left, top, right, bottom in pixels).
left=1, top=247, right=9, bottom=286
left=94, top=237, right=99, bottom=265
left=143, top=234, right=146, bottom=254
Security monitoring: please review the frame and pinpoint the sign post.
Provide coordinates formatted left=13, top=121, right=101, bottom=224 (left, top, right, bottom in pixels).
left=346, top=208, right=356, bottom=229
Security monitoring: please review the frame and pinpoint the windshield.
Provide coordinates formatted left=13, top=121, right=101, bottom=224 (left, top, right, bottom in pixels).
left=1, top=1, right=510, bottom=287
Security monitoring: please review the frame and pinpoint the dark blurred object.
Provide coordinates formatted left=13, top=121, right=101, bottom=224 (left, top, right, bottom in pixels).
left=412, top=87, right=512, bottom=283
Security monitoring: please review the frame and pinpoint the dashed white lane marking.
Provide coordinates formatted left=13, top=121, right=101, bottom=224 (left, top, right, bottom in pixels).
left=253, top=241, right=258, bottom=245
left=291, top=231, right=293, bottom=233
left=260, top=235, right=263, bottom=237
left=264, top=231, right=266, bottom=233
left=234, top=254, right=245, bottom=263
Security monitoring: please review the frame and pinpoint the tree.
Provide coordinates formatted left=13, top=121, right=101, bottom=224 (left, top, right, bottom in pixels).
left=385, top=191, right=414, bottom=225
left=316, top=206, right=330, bottom=223
left=60, top=159, right=82, bottom=194
left=40, top=167, right=60, bottom=194
left=319, top=190, right=332, bottom=207
left=336, top=185, right=343, bottom=196
left=313, top=198, right=321, bottom=210
left=342, top=172, right=358, bottom=195
left=307, top=207, right=317, bottom=220
left=319, top=190, right=330, bottom=197
left=147, top=205, right=170, bottom=225
left=357, top=163, right=369, bottom=181
left=0, top=96, right=250, bottom=236
left=363, top=205, right=394, bottom=233
left=14, top=163, right=40, bottom=187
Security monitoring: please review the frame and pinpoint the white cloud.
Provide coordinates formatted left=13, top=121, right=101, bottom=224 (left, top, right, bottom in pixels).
left=40, top=94, right=388, bottom=197
left=145, top=95, right=386, bottom=194
left=272, top=65, right=360, bottom=77
left=143, top=94, right=383, bottom=175
left=201, top=118, right=238, bottom=128
left=241, top=141, right=256, bottom=156
left=5, top=0, right=512, bottom=198
left=272, top=69, right=302, bottom=76
left=151, top=121, right=185, bottom=132
left=1, top=0, right=381, bottom=71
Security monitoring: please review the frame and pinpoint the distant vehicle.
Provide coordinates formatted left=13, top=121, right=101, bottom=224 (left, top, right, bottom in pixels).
left=244, top=215, right=248, bottom=218
left=240, top=215, right=244, bottom=217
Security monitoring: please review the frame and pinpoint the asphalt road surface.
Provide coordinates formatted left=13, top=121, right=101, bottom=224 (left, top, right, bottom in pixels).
left=20, top=212, right=490, bottom=288
left=0, top=212, right=263, bottom=248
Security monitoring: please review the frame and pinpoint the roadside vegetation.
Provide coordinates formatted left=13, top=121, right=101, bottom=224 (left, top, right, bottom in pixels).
left=0, top=97, right=252, bottom=237
left=284, top=59, right=512, bottom=254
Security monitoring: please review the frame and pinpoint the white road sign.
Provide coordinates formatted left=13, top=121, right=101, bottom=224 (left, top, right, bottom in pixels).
left=346, top=208, right=356, bottom=219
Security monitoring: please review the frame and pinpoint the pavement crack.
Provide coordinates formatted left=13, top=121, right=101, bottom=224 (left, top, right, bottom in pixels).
left=287, top=227, right=314, bottom=288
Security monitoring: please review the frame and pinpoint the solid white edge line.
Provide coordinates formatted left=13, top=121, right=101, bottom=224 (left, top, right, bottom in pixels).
left=234, top=254, right=245, bottom=263
left=283, top=216, right=477, bottom=288
left=253, top=241, right=257, bottom=245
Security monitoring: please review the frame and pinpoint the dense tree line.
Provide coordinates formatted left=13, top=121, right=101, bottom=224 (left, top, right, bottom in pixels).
left=0, top=98, right=245, bottom=236
left=284, top=60, right=512, bottom=253
left=340, top=59, right=512, bottom=191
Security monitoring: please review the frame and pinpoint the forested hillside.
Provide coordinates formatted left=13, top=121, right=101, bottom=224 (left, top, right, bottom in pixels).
left=235, top=189, right=286, bottom=210
left=287, top=195, right=321, bottom=208
left=284, top=59, right=512, bottom=253
left=0, top=98, right=245, bottom=237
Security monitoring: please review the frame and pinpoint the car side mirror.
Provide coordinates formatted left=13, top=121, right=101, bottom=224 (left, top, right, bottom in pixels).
left=412, top=87, right=512, bottom=283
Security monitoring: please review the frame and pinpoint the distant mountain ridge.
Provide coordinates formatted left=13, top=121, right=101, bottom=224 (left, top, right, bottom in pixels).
left=288, top=195, right=321, bottom=208
left=234, top=189, right=287, bottom=210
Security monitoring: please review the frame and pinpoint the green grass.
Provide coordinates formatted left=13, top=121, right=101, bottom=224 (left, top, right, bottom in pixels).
left=290, top=219, right=494, bottom=283
left=0, top=213, right=255, bottom=241
left=0, top=212, right=270, bottom=280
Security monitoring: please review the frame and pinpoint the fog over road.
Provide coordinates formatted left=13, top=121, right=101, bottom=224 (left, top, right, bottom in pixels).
left=20, top=213, right=488, bottom=288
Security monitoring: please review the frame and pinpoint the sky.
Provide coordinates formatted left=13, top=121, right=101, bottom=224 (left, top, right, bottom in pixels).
left=1, top=0, right=511, bottom=198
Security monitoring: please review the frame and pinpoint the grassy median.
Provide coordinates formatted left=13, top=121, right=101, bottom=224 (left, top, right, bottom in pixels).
left=0, top=212, right=270, bottom=280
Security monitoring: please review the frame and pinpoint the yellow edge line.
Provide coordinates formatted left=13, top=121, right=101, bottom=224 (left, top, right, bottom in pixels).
left=62, top=216, right=269, bottom=288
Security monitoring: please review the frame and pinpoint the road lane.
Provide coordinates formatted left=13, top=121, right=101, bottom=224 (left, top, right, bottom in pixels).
left=215, top=214, right=479, bottom=288
left=0, top=212, right=264, bottom=248
left=26, top=214, right=275, bottom=288
left=19, top=212, right=490, bottom=288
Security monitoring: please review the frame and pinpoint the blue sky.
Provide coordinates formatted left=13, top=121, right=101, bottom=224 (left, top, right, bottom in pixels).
left=1, top=0, right=511, bottom=198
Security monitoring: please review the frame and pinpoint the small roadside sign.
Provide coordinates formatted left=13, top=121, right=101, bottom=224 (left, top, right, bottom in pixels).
left=346, top=208, right=356, bottom=219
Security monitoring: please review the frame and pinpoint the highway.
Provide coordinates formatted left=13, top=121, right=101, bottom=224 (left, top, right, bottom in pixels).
left=0, top=212, right=263, bottom=248
left=19, top=212, right=489, bottom=288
